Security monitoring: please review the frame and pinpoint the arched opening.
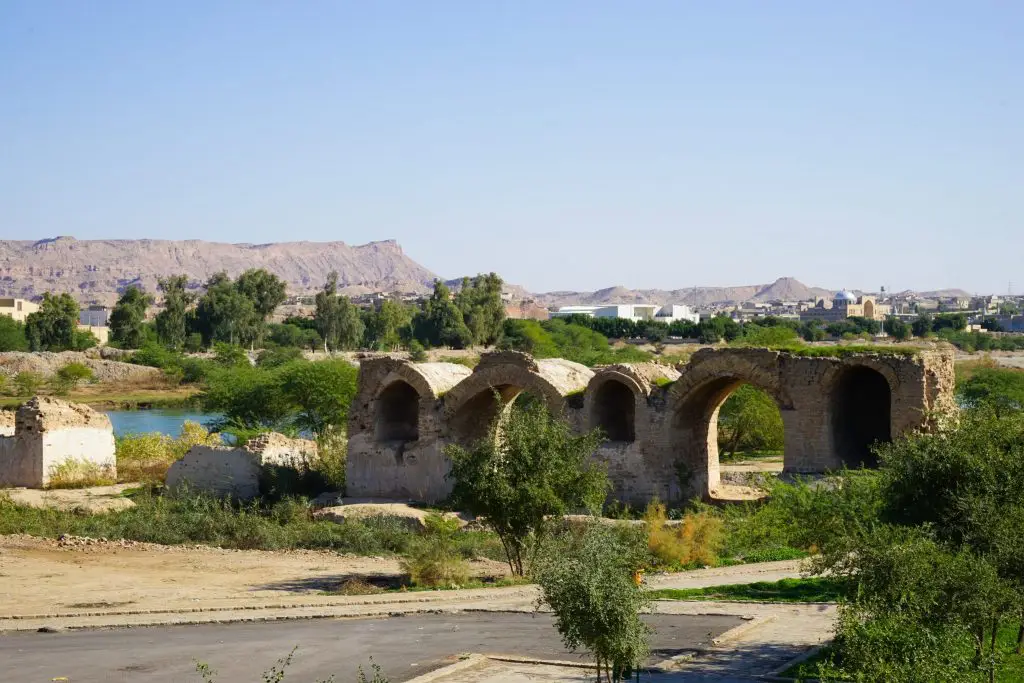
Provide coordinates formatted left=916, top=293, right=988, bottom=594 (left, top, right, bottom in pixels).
left=592, top=380, right=635, bottom=443
left=673, top=377, right=786, bottom=499
left=375, top=381, right=420, bottom=442
left=449, top=384, right=522, bottom=445
left=863, top=300, right=875, bottom=320
left=831, top=366, right=891, bottom=468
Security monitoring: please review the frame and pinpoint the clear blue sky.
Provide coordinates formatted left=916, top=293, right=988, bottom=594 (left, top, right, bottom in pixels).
left=1, top=2, right=1021, bottom=294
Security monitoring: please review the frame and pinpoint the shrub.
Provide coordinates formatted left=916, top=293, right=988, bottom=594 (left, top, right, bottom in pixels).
left=52, top=362, right=95, bottom=394
left=400, top=513, right=470, bottom=588
left=13, top=371, right=44, bottom=396
left=47, top=459, right=116, bottom=489
left=407, top=339, right=428, bottom=362
left=535, top=522, right=651, bottom=681
left=116, top=421, right=222, bottom=483
left=644, top=500, right=724, bottom=568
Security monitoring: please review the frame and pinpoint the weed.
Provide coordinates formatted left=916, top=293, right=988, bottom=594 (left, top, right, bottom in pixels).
left=47, top=459, right=116, bottom=489
left=644, top=499, right=724, bottom=568
left=400, top=513, right=470, bottom=588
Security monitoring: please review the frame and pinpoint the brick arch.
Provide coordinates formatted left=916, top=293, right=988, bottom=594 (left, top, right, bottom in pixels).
left=822, top=360, right=899, bottom=468
left=668, top=352, right=791, bottom=499
left=584, top=370, right=647, bottom=443
left=442, top=364, right=568, bottom=444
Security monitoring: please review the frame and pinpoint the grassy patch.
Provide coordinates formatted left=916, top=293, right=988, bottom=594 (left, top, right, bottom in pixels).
left=651, top=377, right=675, bottom=388
left=718, top=449, right=783, bottom=464
left=781, top=344, right=920, bottom=358
left=648, top=577, right=849, bottom=603
left=46, top=459, right=116, bottom=489
left=0, top=387, right=200, bottom=410
left=0, top=492, right=507, bottom=559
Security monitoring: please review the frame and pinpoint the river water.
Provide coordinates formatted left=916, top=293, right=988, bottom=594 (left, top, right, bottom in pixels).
left=104, top=409, right=222, bottom=438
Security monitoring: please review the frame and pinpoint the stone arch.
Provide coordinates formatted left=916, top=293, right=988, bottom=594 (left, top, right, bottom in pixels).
left=588, top=374, right=641, bottom=443
left=374, top=380, right=420, bottom=442
left=863, top=299, right=875, bottom=320
left=442, top=362, right=578, bottom=444
left=829, top=364, right=892, bottom=468
left=669, top=351, right=791, bottom=497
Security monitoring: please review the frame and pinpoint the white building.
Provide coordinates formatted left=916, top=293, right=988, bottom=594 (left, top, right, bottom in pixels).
left=551, top=303, right=700, bottom=325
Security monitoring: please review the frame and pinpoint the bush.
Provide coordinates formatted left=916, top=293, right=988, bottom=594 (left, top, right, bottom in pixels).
left=13, top=371, right=44, bottom=396
left=47, top=459, right=116, bottom=489
left=407, top=339, right=428, bottom=362
left=644, top=500, right=723, bottom=568
left=446, top=399, right=608, bottom=575
left=116, top=421, right=222, bottom=483
left=52, top=362, right=95, bottom=394
left=534, top=522, right=651, bottom=681
left=400, top=513, right=470, bottom=588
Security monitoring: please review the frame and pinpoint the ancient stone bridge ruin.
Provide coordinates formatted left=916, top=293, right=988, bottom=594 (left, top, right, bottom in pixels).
left=347, top=348, right=956, bottom=505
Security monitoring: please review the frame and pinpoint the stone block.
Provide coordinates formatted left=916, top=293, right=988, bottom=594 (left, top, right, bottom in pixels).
left=0, top=396, right=115, bottom=488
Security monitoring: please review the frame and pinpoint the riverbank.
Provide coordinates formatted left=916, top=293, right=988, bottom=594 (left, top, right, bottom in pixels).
left=0, top=386, right=199, bottom=410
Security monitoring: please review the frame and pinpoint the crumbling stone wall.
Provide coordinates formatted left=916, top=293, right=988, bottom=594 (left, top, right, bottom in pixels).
left=347, top=348, right=956, bottom=505
left=165, top=433, right=318, bottom=500
left=0, top=397, right=116, bottom=488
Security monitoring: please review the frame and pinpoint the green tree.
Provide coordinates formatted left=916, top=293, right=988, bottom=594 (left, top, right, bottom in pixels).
left=155, top=275, right=195, bottom=349
left=193, top=273, right=261, bottom=347
left=535, top=523, right=651, bottom=682
left=414, top=281, right=472, bottom=349
left=717, top=384, right=784, bottom=458
left=234, top=268, right=288, bottom=318
left=24, top=292, right=79, bottom=351
left=315, top=272, right=365, bottom=351
left=0, top=316, right=28, bottom=351
left=53, top=362, right=94, bottom=394
left=445, top=399, right=609, bottom=575
left=959, top=368, right=1024, bottom=416
left=454, top=273, right=506, bottom=346
left=280, top=359, right=358, bottom=434
left=911, top=312, right=934, bottom=337
left=363, top=299, right=413, bottom=350
left=109, top=286, right=154, bottom=349
left=883, top=315, right=912, bottom=341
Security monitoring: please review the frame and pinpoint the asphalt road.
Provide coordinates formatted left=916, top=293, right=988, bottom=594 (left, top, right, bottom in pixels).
left=1, top=612, right=743, bottom=683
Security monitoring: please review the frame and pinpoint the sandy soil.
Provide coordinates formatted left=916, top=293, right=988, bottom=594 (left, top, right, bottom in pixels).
left=0, top=535, right=507, bottom=617
left=2, top=484, right=137, bottom=513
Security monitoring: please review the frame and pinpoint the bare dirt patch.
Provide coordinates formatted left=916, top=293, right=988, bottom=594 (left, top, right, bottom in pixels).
left=0, top=534, right=507, bottom=618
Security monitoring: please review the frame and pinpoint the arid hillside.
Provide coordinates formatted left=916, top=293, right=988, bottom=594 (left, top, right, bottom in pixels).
left=0, top=237, right=438, bottom=305
left=533, top=277, right=834, bottom=308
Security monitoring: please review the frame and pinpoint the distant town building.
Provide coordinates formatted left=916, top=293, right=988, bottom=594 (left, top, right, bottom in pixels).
left=79, top=305, right=112, bottom=327
left=0, top=297, right=38, bottom=323
left=799, top=291, right=891, bottom=323
left=551, top=303, right=700, bottom=325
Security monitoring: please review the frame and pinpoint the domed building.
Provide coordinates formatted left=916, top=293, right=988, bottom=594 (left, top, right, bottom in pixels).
left=800, top=290, right=891, bottom=322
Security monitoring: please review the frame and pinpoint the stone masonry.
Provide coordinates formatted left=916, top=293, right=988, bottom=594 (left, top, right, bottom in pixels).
left=0, top=397, right=116, bottom=488
left=165, top=433, right=318, bottom=500
left=347, top=348, right=956, bottom=505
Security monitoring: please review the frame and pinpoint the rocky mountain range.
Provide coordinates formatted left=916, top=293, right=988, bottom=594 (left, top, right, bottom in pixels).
left=0, top=237, right=439, bottom=305
left=0, top=237, right=973, bottom=308
left=530, top=277, right=836, bottom=308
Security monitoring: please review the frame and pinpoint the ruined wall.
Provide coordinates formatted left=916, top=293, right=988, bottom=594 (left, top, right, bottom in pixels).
left=165, top=433, right=319, bottom=500
left=0, top=397, right=115, bottom=488
left=346, top=358, right=473, bottom=501
left=346, top=348, right=957, bottom=505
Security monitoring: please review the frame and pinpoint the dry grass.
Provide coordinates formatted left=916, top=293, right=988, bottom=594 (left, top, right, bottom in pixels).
left=331, top=578, right=385, bottom=595
left=47, top=459, right=116, bottom=489
left=116, top=421, right=222, bottom=483
left=644, top=500, right=724, bottom=568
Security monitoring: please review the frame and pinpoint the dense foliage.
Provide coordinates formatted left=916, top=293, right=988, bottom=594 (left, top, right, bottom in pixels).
left=535, top=522, right=651, bottom=681
left=446, top=399, right=609, bottom=575
left=109, top=286, right=154, bottom=349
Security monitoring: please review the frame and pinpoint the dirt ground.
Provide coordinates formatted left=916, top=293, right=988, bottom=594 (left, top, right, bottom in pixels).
left=0, top=534, right=507, bottom=617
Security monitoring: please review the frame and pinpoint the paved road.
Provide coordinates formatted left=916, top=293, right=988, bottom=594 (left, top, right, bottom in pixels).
left=2, top=612, right=743, bottom=683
